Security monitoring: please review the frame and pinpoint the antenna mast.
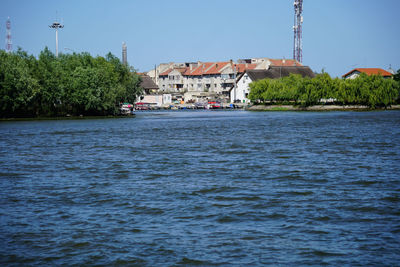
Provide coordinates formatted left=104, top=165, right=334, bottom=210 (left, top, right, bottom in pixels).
left=293, top=0, right=303, bottom=63
left=6, top=17, right=12, bottom=53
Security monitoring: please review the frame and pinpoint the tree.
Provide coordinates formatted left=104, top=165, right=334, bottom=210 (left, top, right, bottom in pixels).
left=0, top=48, right=143, bottom=117
left=247, top=71, right=399, bottom=108
left=0, top=50, right=39, bottom=117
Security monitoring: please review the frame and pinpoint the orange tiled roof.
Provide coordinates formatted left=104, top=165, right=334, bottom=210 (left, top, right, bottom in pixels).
left=343, top=68, right=393, bottom=78
left=269, top=59, right=302, bottom=66
left=183, top=67, right=193, bottom=76
left=159, top=68, right=174, bottom=76
left=159, top=62, right=258, bottom=77
left=189, top=62, right=214, bottom=76
left=234, top=63, right=257, bottom=73
left=204, top=62, right=230, bottom=75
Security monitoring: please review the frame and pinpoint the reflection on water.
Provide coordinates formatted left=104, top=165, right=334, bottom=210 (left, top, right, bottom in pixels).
left=1, top=111, right=400, bottom=265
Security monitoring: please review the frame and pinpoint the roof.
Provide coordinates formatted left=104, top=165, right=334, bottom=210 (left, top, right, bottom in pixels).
left=204, top=62, right=230, bottom=75
left=157, top=61, right=258, bottom=77
left=245, top=66, right=315, bottom=81
left=269, top=59, right=302, bottom=66
left=140, top=75, right=159, bottom=90
left=159, top=68, right=174, bottom=76
left=189, top=62, right=214, bottom=76
left=234, top=63, right=257, bottom=73
left=342, top=68, right=393, bottom=78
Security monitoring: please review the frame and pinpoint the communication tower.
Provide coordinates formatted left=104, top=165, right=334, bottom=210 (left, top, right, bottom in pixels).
left=6, top=17, right=12, bottom=53
left=49, top=19, right=64, bottom=57
left=293, top=0, right=303, bottom=63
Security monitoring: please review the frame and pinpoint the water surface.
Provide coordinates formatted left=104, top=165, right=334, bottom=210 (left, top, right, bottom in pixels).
left=1, top=111, right=399, bottom=266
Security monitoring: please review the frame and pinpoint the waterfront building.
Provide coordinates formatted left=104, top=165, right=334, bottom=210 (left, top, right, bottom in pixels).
left=139, top=74, right=159, bottom=94
left=232, top=66, right=315, bottom=103
left=148, top=58, right=303, bottom=103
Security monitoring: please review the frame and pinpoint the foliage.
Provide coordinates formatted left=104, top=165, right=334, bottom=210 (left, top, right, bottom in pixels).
left=0, top=48, right=142, bottom=117
left=248, top=72, right=399, bottom=108
left=394, top=69, right=400, bottom=82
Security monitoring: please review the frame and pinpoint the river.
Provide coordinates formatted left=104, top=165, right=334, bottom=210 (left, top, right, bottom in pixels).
left=1, top=110, right=399, bottom=266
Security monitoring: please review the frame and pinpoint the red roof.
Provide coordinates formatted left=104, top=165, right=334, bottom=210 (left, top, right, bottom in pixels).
left=189, top=62, right=214, bottom=76
left=233, top=63, right=257, bottom=73
left=269, top=59, right=302, bottom=66
left=204, top=62, right=230, bottom=75
left=343, top=68, right=393, bottom=78
left=159, top=68, right=174, bottom=76
left=159, top=62, right=258, bottom=77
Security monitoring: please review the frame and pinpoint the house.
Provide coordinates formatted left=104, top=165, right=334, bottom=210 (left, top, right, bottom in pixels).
left=231, top=66, right=315, bottom=103
left=342, top=68, right=393, bottom=79
left=139, top=74, right=159, bottom=95
left=137, top=74, right=171, bottom=107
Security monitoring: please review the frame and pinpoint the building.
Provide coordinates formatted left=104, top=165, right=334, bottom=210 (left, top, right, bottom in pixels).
left=139, top=74, right=159, bottom=94
left=342, top=68, right=393, bottom=79
left=231, top=65, right=315, bottom=103
left=137, top=73, right=171, bottom=107
left=150, top=58, right=300, bottom=103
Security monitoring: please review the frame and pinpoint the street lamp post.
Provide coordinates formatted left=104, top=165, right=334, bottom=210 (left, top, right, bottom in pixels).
left=49, top=21, right=64, bottom=57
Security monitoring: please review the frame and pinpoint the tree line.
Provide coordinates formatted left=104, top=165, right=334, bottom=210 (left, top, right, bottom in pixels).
left=0, top=48, right=142, bottom=118
left=248, top=72, right=400, bottom=108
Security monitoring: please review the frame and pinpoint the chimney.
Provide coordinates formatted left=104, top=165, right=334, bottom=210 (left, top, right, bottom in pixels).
left=190, top=64, right=193, bottom=71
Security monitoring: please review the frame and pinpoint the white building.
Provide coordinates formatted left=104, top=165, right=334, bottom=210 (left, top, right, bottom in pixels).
left=231, top=66, right=316, bottom=103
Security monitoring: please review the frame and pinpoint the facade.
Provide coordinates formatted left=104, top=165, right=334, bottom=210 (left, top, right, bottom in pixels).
left=231, top=66, right=315, bottom=103
left=342, top=68, right=393, bottom=79
left=138, top=94, right=172, bottom=107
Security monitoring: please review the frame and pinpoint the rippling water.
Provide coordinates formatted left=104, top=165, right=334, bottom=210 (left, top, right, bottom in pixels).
left=1, top=111, right=400, bottom=266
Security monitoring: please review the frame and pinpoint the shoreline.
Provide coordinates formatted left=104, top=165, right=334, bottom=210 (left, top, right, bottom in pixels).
left=0, top=114, right=135, bottom=122
left=2, top=105, right=400, bottom=121
left=247, top=104, right=400, bottom=111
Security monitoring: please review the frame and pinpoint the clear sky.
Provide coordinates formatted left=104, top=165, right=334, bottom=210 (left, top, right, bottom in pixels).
left=1, top=0, right=399, bottom=77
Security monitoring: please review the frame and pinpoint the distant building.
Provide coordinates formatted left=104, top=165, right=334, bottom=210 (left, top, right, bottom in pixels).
left=139, top=74, right=159, bottom=94
left=342, top=68, right=393, bottom=79
left=232, top=66, right=315, bottom=103
left=122, top=42, right=127, bottom=65
left=148, top=58, right=303, bottom=103
left=137, top=74, right=171, bottom=107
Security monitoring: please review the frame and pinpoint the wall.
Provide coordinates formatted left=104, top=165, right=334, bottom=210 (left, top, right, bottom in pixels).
left=231, top=73, right=252, bottom=103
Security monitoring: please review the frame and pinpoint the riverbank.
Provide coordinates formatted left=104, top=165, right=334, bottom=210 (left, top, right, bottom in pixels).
left=0, top=114, right=135, bottom=121
left=247, top=104, right=400, bottom=111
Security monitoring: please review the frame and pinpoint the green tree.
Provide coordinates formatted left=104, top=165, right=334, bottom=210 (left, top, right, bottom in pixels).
left=0, top=50, right=39, bottom=117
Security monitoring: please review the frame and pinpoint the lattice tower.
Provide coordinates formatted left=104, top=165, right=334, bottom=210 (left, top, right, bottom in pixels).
left=293, top=0, right=303, bottom=63
left=6, top=17, right=12, bottom=53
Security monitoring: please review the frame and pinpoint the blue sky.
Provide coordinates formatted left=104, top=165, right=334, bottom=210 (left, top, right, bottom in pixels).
left=1, top=0, right=399, bottom=77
